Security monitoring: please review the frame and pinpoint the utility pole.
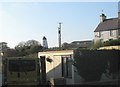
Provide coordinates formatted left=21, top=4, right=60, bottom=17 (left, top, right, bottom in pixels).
left=58, top=23, right=64, bottom=77
left=58, top=22, right=62, bottom=50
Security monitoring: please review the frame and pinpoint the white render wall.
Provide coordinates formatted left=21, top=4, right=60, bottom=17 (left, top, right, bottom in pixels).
left=38, top=50, right=75, bottom=84
left=94, top=29, right=119, bottom=43
left=46, top=55, right=62, bottom=80
left=38, top=52, right=62, bottom=81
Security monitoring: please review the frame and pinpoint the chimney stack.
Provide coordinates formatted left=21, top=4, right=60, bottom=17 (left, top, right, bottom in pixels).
left=100, top=13, right=106, bottom=23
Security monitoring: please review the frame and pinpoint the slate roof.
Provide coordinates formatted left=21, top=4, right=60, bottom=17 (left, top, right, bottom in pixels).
left=94, top=18, right=120, bottom=32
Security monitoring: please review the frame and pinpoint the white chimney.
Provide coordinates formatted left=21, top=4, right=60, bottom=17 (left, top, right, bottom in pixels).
left=43, top=36, right=48, bottom=49
left=100, top=13, right=106, bottom=23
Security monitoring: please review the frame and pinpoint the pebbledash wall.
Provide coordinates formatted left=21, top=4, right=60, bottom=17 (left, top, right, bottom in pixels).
left=94, top=29, right=119, bottom=43
left=38, top=50, right=83, bottom=84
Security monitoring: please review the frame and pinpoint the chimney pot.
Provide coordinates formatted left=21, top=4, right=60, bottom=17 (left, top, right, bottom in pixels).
left=100, top=13, right=106, bottom=23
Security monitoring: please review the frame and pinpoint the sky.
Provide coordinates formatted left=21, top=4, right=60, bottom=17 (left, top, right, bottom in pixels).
left=0, top=1, right=119, bottom=48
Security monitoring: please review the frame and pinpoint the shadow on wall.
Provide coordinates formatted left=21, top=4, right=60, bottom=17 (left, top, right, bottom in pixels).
left=46, top=63, right=62, bottom=81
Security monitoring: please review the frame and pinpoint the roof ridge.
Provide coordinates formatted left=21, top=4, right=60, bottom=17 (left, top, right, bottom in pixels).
left=105, top=17, right=118, bottom=20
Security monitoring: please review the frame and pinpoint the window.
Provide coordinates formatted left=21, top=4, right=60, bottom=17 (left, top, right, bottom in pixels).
left=95, top=32, right=101, bottom=37
left=110, top=30, right=114, bottom=36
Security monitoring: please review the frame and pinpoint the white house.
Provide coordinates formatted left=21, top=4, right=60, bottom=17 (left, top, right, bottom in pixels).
left=94, top=11, right=120, bottom=43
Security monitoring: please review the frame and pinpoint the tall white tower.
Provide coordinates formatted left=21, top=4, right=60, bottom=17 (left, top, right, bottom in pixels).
left=43, top=36, right=48, bottom=48
left=58, top=22, right=62, bottom=50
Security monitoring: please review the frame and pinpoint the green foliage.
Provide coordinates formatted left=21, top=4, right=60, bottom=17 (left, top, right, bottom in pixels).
left=25, top=40, right=40, bottom=46
left=15, top=40, right=41, bottom=48
left=4, top=40, right=43, bottom=57
left=74, top=49, right=120, bottom=82
left=93, top=39, right=120, bottom=49
left=74, top=50, right=107, bottom=82
left=62, top=42, right=72, bottom=50
left=15, top=45, right=43, bottom=57
left=23, top=53, right=38, bottom=58
left=103, top=39, right=120, bottom=46
left=30, top=45, right=43, bottom=54
left=62, top=42, right=92, bottom=50
left=93, top=40, right=103, bottom=49
left=46, top=47, right=60, bottom=51
left=3, top=49, right=25, bottom=57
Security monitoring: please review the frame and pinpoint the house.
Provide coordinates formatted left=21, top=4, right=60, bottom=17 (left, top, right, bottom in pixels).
left=94, top=11, right=120, bottom=44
